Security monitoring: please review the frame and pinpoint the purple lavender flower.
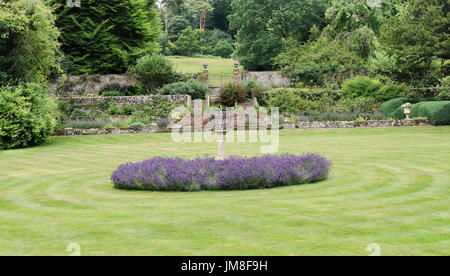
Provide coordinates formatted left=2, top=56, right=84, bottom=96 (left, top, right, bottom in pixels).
left=111, top=154, right=332, bottom=191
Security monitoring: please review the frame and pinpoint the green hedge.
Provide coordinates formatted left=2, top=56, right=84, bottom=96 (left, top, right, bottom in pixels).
left=380, top=98, right=409, bottom=117
left=390, top=101, right=450, bottom=125
left=411, top=101, right=450, bottom=125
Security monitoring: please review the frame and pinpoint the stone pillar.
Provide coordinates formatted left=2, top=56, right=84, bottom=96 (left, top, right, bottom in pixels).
left=216, top=129, right=227, bottom=161
left=233, top=63, right=240, bottom=83
left=206, top=95, right=211, bottom=108
left=186, top=95, right=192, bottom=108
left=202, top=64, right=209, bottom=86
left=193, top=99, right=203, bottom=133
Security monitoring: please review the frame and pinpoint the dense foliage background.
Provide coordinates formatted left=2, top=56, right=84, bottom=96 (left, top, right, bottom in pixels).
left=276, top=0, right=449, bottom=87
left=0, top=0, right=60, bottom=84
left=48, top=0, right=160, bottom=74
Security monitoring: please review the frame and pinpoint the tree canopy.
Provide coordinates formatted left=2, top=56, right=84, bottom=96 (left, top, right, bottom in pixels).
left=275, top=0, right=449, bottom=87
left=379, top=0, right=449, bottom=83
left=0, top=0, right=60, bottom=83
left=230, top=0, right=328, bottom=71
left=49, top=0, right=160, bottom=74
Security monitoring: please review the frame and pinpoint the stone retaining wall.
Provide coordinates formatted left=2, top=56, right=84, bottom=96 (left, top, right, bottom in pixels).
left=59, top=95, right=190, bottom=107
left=51, top=73, right=291, bottom=97
left=53, top=125, right=164, bottom=136
left=283, top=118, right=431, bottom=129
left=50, top=74, right=137, bottom=97
left=241, top=71, right=290, bottom=87
left=53, top=118, right=431, bottom=136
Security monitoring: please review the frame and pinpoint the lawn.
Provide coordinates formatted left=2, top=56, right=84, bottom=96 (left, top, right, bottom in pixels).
left=168, top=55, right=244, bottom=87
left=0, top=127, right=449, bottom=256
left=168, top=55, right=242, bottom=74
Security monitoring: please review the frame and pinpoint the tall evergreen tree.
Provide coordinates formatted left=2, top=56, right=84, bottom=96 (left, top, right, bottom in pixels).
left=49, top=0, right=160, bottom=74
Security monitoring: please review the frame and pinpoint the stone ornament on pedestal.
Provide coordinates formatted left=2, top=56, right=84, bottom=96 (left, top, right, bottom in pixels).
left=202, top=64, right=209, bottom=86
left=401, top=103, right=412, bottom=120
left=215, top=111, right=228, bottom=161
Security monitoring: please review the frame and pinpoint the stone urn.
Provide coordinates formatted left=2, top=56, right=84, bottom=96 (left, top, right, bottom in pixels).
left=401, top=103, right=412, bottom=120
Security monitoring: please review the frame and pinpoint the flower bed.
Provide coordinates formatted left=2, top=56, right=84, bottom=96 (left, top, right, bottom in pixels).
left=111, top=154, right=332, bottom=191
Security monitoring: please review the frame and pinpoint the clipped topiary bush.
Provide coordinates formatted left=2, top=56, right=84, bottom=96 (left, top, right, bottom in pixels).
left=390, top=101, right=450, bottom=125
left=342, top=77, right=382, bottom=99
left=0, top=83, right=57, bottom=150
left=158, top=80, right=208, bottom=99
left=410, top=101, right=450, bottom=125
left=380, top=98, right=409, bottom=117
left=111, top=154, right=332, bottom=191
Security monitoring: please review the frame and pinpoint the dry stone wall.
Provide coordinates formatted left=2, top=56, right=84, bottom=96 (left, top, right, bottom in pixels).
left=58, top=95, right=190, bottom=107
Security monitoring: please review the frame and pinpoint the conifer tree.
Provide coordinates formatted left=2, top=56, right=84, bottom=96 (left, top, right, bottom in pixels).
left=49, top=0, right=160, bottom=74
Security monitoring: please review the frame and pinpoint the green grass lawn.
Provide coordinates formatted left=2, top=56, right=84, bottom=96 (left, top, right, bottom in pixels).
left=168, top=55, right=242, bottom=74
left=168, top=55, right=243, bottom=87
left=0, top=127, right=449, bottom=256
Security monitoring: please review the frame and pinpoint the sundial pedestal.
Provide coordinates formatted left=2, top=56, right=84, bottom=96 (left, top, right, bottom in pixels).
left=215, top=128, right=228, bottom=161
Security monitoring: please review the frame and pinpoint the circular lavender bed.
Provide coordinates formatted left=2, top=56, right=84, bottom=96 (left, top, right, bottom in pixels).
left=111, top=154, right=332, bottom=192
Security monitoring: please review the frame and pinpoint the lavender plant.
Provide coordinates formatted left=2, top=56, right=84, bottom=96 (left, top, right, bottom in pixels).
left=111, top=154, right=332, bottom=192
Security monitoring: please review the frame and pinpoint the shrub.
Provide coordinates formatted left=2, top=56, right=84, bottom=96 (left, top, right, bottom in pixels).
left=111, top=154, right=332, bottom=191
left=342, top=77, right=382, bottom=99
left=157, top=117, right=170, bottom=128
left=295, top=111, right=387, bottom=122
left=63, top=120, right=110, bottom=129
left=333, top=97, right=378, bottom=113
left=120, top=106, right=135, bottom=116
left=376, top=84, right=410, bottom=102
left=380, top=98, right=409, bottom=117
left=70, top=109, right=89, bottom=120
left=219, top=83, right=248, bottom=107
left=106, top=102, right=135, bottom=116
left=129, top=122, right=146, bottom=131
left=158, top=80, right=208, bottom=99
left=128, top=54, right=176, bottom=92
left=99, top=84, right=147, bottom=97
left=437, top=89, right=450, bottom=101
left=437, top=77, right=450, bottom=101
left=0, top=83, right=57, bottom=150
left=100, top=90, right=123, bottom=97
left=266, top=88, right=336, bottom=115
left=132, top=96, right=173, bottom=121
left=243, top=80, right=268, bottom=105
left=173, top=72, right=201, bottom=83
left=213, top=40, right=234, bottom=58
